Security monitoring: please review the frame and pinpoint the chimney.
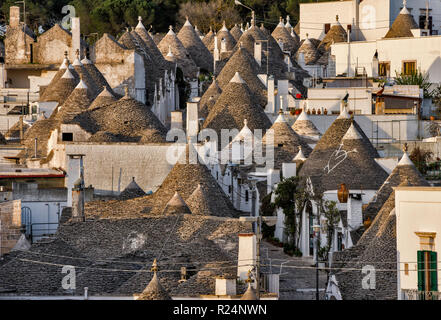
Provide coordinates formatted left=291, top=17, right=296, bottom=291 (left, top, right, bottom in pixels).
left=215, top=277, right=237, bottom=296
left=266, top=76, right=275, bottom=113
left=67, top=154, right=85, bottom=207
left=277, top=80, right=289, bottom=113
left=282, top=162, right=296, bottom=178
left=213, top=35, right=220, bottom=61
left=186, top=101, right=199, bottom=142
left=254, top=42, right=262, bottom=67
left=237, top=233, right=256, bottom=283
left=9, top=6, right=20, bottom=28
left=170, top=111, right=183, bottom=130
left=71, top=17, right=81, bottom=61
left=267, top=168, right=280, bottom=195
left=19, top=116, right=24, bottom=142
left=220, top=38, right=227, bottom=53
left=71, top=178, right=85, bottom=222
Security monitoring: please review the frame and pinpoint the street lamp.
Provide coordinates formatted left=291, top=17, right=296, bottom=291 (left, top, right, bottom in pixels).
left=234, top=0, right=255, bottom=26
left=239, top=215, right=277, bottom=299
left=312, top=223, right=321, bottom=301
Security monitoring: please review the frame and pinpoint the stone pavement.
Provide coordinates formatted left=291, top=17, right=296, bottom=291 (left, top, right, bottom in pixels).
left=260, top=241, right=328, bottom=300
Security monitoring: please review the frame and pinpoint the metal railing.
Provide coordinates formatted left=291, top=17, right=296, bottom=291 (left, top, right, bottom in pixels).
left=29, top=222, right=59, bottom=243
left=402, top=289, right=441, bottom=300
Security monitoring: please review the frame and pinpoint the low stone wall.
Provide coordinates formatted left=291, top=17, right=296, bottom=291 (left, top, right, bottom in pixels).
left=0, top=199, right=21, bottom=255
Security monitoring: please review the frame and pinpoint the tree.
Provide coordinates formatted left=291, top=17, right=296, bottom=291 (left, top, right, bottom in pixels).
left=273, top=176, right=308, bottom=253
left=409, top=146, right=433, bottom=175
left=178, top=0, right=241, bottom=33
left=319, top=200, right=340, bottom=263
left=394, top=69, right=432, bottom=98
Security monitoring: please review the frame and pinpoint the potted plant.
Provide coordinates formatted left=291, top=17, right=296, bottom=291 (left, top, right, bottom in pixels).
left=317, top=109, right=321, bottom=115
left=312, top=108, right=316, bottom=115
left=290, top=109, right=295, bottom=116
left=295, top=108, right=302, bottom=115
left=307, top=109, right=311, bottom=115
left=324, top=108, right=328, bottom=115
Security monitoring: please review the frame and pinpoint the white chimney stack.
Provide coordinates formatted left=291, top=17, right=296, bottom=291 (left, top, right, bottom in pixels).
left=267, top=168, right=280, bottom=194
left=171, top=111, right=183, bottom=130
left=266, top=76, right=275, bottom=113
left=282, top=163, right=296, bottom=178
left=254, top=42, right=262, bottom=67
left=71, top=17, right=81, bottom=60
left=215, top=277, right=237, bottom=296
left=186, top=101, right=199, bottom=142
left=237, top=233, right=257, bottom=284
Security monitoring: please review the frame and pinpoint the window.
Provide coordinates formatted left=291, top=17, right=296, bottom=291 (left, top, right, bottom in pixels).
left=324, top=23, right=331, bottom=34
left=417, top=250, right=438, bottom=292
left=62, top=132, right=73, bottom=141
left=378, top=62, right=390, bottom=77
left=245, top=190, right=249, bottom=202
left=402, top=61, right=416, bottom=75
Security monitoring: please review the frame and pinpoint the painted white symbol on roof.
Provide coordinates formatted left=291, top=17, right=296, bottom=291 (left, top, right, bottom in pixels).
left=324, top=143, right=358, bottom=174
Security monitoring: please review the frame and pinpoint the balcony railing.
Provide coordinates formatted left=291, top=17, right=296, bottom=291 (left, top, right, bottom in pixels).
left=402, top=289, right=441, bottom=300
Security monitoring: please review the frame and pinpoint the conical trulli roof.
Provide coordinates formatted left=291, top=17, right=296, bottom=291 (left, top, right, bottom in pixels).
left=158, top=26, right=199, bottom=79
left=138, top=261, right=171, bottom=300
left=119, top=31, right=157, bottom=104
left=299, top=113, right=383, bottom=191
left=80, top=58, right=115, bottom=96
left=72, top=56, right=100, bottom=100
left=263, top=111, right=313, bottom=168
left=186, top=183, right=224, bottom=216
left=232, top=32, right=255, bottom=56
left=71, top=89, right=167, bottom=143
left=216, top=46, right=267, bottom=107
left=135, top=16, right=173, bottom=72
left=306, top=122, right=388, bottom=191
left=40, top=68, right=79, bottom=104
left=317, top=16, right=347, bottom=52
left=202, top=27, right=215, bottom=50
left=177, top=18, right=213, bottom=72
left=89, top=86, right=117, bottom=110
left=208, top=21, right=236, bottom=53
left=292, top=109, right=321, bottom=138
left=119, top=177, right=146, bottom=200
left=203, top=72, right=272, bottom=149
left=384, top=4, right=419, bottom=38
left=272, top=17, right=299, bottom=56
left=53, top=79, right=92, bottom=123
left=296, top=35, right=320, bottom=65
left=199, top=79, right=222, bottom=119
left=363, top=149, right=429, bottom=221
left=230, top=24, right=243, bottom=42
left=331, top=181, right=403, bottom=300
left=162, top=191, right=192, bottom=215
left=40, top=55, right=74, bottom=97
left=260, top=23, right=270, bottom=36
left=149, top=145, right=238, bottom=217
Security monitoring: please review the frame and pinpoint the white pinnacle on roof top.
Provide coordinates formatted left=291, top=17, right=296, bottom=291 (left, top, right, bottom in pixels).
left=233, top=119, right=253, bottom=142
left=81, top=57, right=92, bottom=65
left=240, top=23, right=244, bottom=32
left=136, top=16, right=146, bottom=30
left=332, top=15, right=342, bottom=27
left=304, top=33, right=312, bottom=45
left=294, top=146, right=307, bottom=161
left=285, top=16, right=292, bottom=29
left=397, top=151, right=414, bottom=166
left=230, top=72, right=245, bottom=84
left=167, top=25, right=175, bottom=35
left=277, top=17, right=285, bottom=28
left=98, top=86, right=113, bottom=97
left=275, top=107, right=287, bottom=123
left=337, top=107, right=351, bottom=119
left=75, top=79, right=88, bottom=89
left=61, top=68, right=75, bottom=79
left=72, top=57, right=82, bottom=66
left=184, top=17, right=192, bottom=27
left=60, top=58, right=69, bottom=70
left=296, top=109, right=310, bottom=121
left=400, top=0, right=410, bottom=14
left=220, top=21, right=228, bottom=32
left=342, top=122, right=362, bottom=140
